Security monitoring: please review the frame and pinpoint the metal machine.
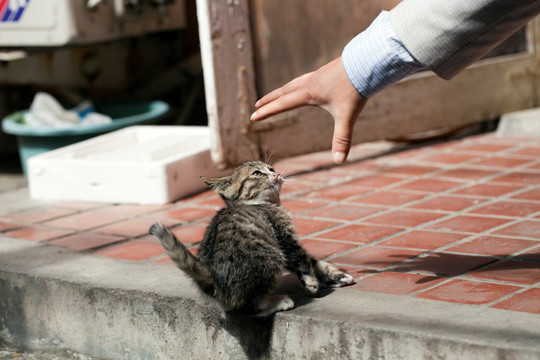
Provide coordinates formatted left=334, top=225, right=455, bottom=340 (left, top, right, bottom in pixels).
left=0, top=0, right=186, bottom=47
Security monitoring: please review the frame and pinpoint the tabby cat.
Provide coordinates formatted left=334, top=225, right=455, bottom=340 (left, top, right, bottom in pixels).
left=149, top=161, right=354, bottom=316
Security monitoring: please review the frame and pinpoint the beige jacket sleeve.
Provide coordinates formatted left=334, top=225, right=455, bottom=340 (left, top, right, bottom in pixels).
left=390, top=0, right=540, bottom=79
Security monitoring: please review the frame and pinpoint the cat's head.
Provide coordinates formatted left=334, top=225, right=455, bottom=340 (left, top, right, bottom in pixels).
left=201, top=161, right=284, bottom=206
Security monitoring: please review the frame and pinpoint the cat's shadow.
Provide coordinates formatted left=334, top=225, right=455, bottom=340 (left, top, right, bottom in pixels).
left=223, top=311, right=274, bottom=359
left=273, top=272, right=336, bottom=304
left=223, top=273, right=335, bottom=359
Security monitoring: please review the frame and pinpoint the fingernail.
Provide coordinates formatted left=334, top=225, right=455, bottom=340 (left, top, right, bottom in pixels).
left=255, top=100, right=261, bottom=107
left=333, top=152, right=346, bottom=164
left=250, top=111, right=257, bottom=121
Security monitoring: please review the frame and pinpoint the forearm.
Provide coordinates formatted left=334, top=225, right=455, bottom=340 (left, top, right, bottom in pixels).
left=391, top=0, right=540, bottom=80
left=342, top=0, right=540, bottom=99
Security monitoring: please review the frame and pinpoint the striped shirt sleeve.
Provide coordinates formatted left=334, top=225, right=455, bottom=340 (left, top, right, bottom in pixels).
left=342, top=11, right=424, bottom=99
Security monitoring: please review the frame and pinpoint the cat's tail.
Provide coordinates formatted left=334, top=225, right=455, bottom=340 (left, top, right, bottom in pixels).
left=149, top=223, right=214, bottom=293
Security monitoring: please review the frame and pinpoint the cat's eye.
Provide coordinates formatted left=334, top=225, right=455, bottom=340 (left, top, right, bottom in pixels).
left=268, top=167, right=275, bottom=173
left=252, top=170, right=263, bottom=176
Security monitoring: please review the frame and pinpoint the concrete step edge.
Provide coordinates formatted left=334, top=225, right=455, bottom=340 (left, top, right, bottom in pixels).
left=1, top=236, right=539, bottom=360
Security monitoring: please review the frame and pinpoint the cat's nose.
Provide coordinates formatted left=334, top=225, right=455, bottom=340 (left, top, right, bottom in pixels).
left=274, top=173, right=284, bottom=184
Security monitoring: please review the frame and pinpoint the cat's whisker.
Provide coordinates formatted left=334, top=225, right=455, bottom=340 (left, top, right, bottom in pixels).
left=247, top=146, right=256, bottom=163
left=262, top=149, right=276, bottom=166
left=281, top=178, right=305, bottom=194
left=268, top=150, right=279, bottom=166
left=280, top=167, right=293, bottom=178
left=276, top=164, right=296, bottom=181
left=274, top=162, right=289, bottom=175
left=262, top=133, right=274, bottom=164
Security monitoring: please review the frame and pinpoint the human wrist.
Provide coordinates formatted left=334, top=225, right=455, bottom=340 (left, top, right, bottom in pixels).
left=342, top=11, right=424, bottom=98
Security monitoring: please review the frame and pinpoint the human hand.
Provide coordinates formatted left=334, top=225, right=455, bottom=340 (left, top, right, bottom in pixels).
left=250, top=57, right=367, bottom=164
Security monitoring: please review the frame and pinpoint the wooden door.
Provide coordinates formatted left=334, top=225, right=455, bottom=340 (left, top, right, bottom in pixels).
left=197, top=0, right=540, bottom=169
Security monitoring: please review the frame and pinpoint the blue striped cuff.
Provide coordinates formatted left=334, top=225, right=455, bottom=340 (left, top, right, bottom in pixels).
left=342, top=11, right=424, bottom=99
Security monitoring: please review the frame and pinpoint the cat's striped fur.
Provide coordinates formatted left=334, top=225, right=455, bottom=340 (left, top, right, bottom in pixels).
left=149, top=161, right=354, bottom=316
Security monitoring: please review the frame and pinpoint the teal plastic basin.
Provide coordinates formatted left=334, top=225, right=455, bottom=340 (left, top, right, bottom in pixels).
left=2, top=100, right=170, bottom=175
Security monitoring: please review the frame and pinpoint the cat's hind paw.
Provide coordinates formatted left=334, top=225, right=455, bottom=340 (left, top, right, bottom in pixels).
left=301, top=274, right=319, bottom=294
left=257, top=295, right=294, bottom=317
left=274, top=296, right=294, bottom=312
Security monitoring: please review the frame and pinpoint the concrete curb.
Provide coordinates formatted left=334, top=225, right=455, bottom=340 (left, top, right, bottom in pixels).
left=1, top=236, right=540, bottom=360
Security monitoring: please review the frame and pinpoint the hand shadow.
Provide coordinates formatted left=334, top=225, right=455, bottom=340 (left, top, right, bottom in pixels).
left=359, top=251, right=540, bottom=285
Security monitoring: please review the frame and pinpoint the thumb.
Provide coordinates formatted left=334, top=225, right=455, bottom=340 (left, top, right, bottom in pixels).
left=331, top=116, right=355, bottom=164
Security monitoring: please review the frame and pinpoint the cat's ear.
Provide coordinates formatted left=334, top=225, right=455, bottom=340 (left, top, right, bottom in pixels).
left=201, top=176, right=231, bottom=193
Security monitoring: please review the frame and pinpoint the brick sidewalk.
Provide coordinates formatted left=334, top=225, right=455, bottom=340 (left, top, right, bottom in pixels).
left=1, top=133, right=539, bottom=315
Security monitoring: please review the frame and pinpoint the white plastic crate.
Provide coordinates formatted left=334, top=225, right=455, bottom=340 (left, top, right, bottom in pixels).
left=497, top=107, right=540, bottom=138
left=27, top=126, right=224, bottom=204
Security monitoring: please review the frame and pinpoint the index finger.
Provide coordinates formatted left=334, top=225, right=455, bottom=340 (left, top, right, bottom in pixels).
left=254, top=72, right=314, bottom=109
left=251, top=89, right=310, bottom=121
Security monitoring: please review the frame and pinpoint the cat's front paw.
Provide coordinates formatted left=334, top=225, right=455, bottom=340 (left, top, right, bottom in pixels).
left=322, top=272, right=355, bottom=288
left=257, top=295, right=295, bottom=317
left=301, top=274, right=319, bottom=294
left=314, top=260, right=355, bottom=288
left=333, top=273, right=355, bottom=288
